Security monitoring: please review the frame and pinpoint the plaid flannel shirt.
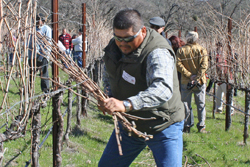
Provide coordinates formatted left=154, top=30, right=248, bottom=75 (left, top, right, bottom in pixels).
left=59, top=33, right=73, bottom=50
left=103, top=48, right=174, bottom=110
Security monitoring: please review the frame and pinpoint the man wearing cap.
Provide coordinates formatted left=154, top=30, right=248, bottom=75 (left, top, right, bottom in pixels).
left=149, top=16, right=172, bottom=46
left=28, top=13, right=52, bottom=94
left=176, top=31, right=208, bottom=133
left=72, top=29, right=83, bottom=67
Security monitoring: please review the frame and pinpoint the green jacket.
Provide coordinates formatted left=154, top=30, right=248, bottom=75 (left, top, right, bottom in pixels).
left=103, top=28, right=184, bottom=134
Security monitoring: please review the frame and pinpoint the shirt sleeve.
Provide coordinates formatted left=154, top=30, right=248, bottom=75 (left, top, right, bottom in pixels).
left=36, top=25, right=52, bottom=57
left=176, top=48, right=192, bottom=78
left=44, top=26, right=52, bottom=53
left=128, top=48, right=174, bottom=110
left=196, top=48, right=208, bottom=80
left=45, top=26, right=52, bottom=43
left=69, top=34, right=73, bottom=49
left=72, top=36, right=81, bottom=45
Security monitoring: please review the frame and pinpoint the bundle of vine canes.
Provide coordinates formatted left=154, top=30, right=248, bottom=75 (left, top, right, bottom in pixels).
left=36, top=32, right=154, bottom=155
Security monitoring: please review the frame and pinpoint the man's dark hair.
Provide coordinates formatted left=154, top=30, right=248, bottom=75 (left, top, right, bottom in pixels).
left=72, top=34, right=77, bottom=39
left=36, top=13, right=47, bottom=22
left=113, top=8, right=143, bottom=32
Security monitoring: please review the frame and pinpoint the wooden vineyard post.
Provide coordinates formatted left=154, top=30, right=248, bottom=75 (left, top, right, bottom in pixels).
left=243, top=90, right=250, bottom=144
left=51, top=0, right=63, bottom=166
left=178, top=29, right=181, bottom=38
left=81, top=3, right=87, bottom=117
left=225, top=18, right=233, bottom=131
left=194, top=26, right=197, bottom=32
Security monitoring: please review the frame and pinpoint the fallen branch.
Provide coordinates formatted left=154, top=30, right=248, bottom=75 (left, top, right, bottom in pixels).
left=184, top=155, right=188, bottom=167
left=195, top=153, right=211, bottom=167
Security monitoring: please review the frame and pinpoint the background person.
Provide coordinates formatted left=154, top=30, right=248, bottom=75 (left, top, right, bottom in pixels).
left=28, top=13, right=51, bottom=94
left=59, top=28, right=73, bottom=56
left=176, top=31, right=208, bottom=133
left=169, top=35, right=185, bottom=54
left=71, top=34, right=77, bottom=58
left=149, top=16, right=172, bottom=46
left=206, top=42, right=221, bottom=93
left=169, top=35, right=186, bottom=91
left=215, top=42, right=234, bottom=115
left=98, top=8, right=184, bottom=167
left=72, top=29, right=83, bottom=67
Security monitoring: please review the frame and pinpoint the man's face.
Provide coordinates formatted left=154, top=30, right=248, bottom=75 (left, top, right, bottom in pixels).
left=36, top=19, right=42, bottom=27
left=113, top=26, right=146, bottom=55
left=150, top=24, right=164, bottom=34
left=63, top=29, right=67, bottom=35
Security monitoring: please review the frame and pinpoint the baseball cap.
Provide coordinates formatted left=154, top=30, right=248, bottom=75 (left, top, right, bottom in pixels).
left=149, top=17, right=165, bottom=27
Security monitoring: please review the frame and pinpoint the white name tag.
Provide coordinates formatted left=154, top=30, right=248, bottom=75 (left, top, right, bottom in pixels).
left=66, top=40, right=69, bottom=42
left=122, top=70, right=136, bottom=85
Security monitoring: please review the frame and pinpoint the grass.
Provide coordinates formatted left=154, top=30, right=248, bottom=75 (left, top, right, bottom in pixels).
left=183, top=90, right=250, bottom=167
left=1, top=66, right=250, bottom=166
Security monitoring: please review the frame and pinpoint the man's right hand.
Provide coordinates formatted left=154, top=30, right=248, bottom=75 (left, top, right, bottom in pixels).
left=37, top=55, right=43, bottom=62
left=98, top=98, right=126, bottom=115
left=190, top=75, right=197, bottom=84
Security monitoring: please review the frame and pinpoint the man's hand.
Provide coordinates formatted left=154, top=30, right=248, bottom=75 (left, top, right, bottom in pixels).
left=98, top=98, right=126, bottom=115
left=190, top=75, right=197, bottom=84
left=37, top=55, right=44, bottom=62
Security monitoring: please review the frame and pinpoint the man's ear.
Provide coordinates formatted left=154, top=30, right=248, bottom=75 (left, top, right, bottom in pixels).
left=141, top=26, right=147, bottom=38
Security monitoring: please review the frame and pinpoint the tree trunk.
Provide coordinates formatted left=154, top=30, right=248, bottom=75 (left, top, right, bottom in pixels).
left=76, top=86, right=81, bottom=126
left=81, top=90, right=88, bottom=117
left=31, top=101, right=41, bottom=167
left=64, top=84, right=72, bottom=145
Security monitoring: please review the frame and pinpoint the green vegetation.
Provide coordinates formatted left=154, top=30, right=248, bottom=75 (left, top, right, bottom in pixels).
left=0, top=68, right=250, bottom=166
left=183, top=91, right=250, bottom=167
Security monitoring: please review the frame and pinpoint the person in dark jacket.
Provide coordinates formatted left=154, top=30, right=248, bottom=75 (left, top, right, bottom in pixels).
left=149, top=16, right=172, bottom=46
left=98, top=8, right=184, bottom=167
left=169, top=35, right=186, bottom=91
